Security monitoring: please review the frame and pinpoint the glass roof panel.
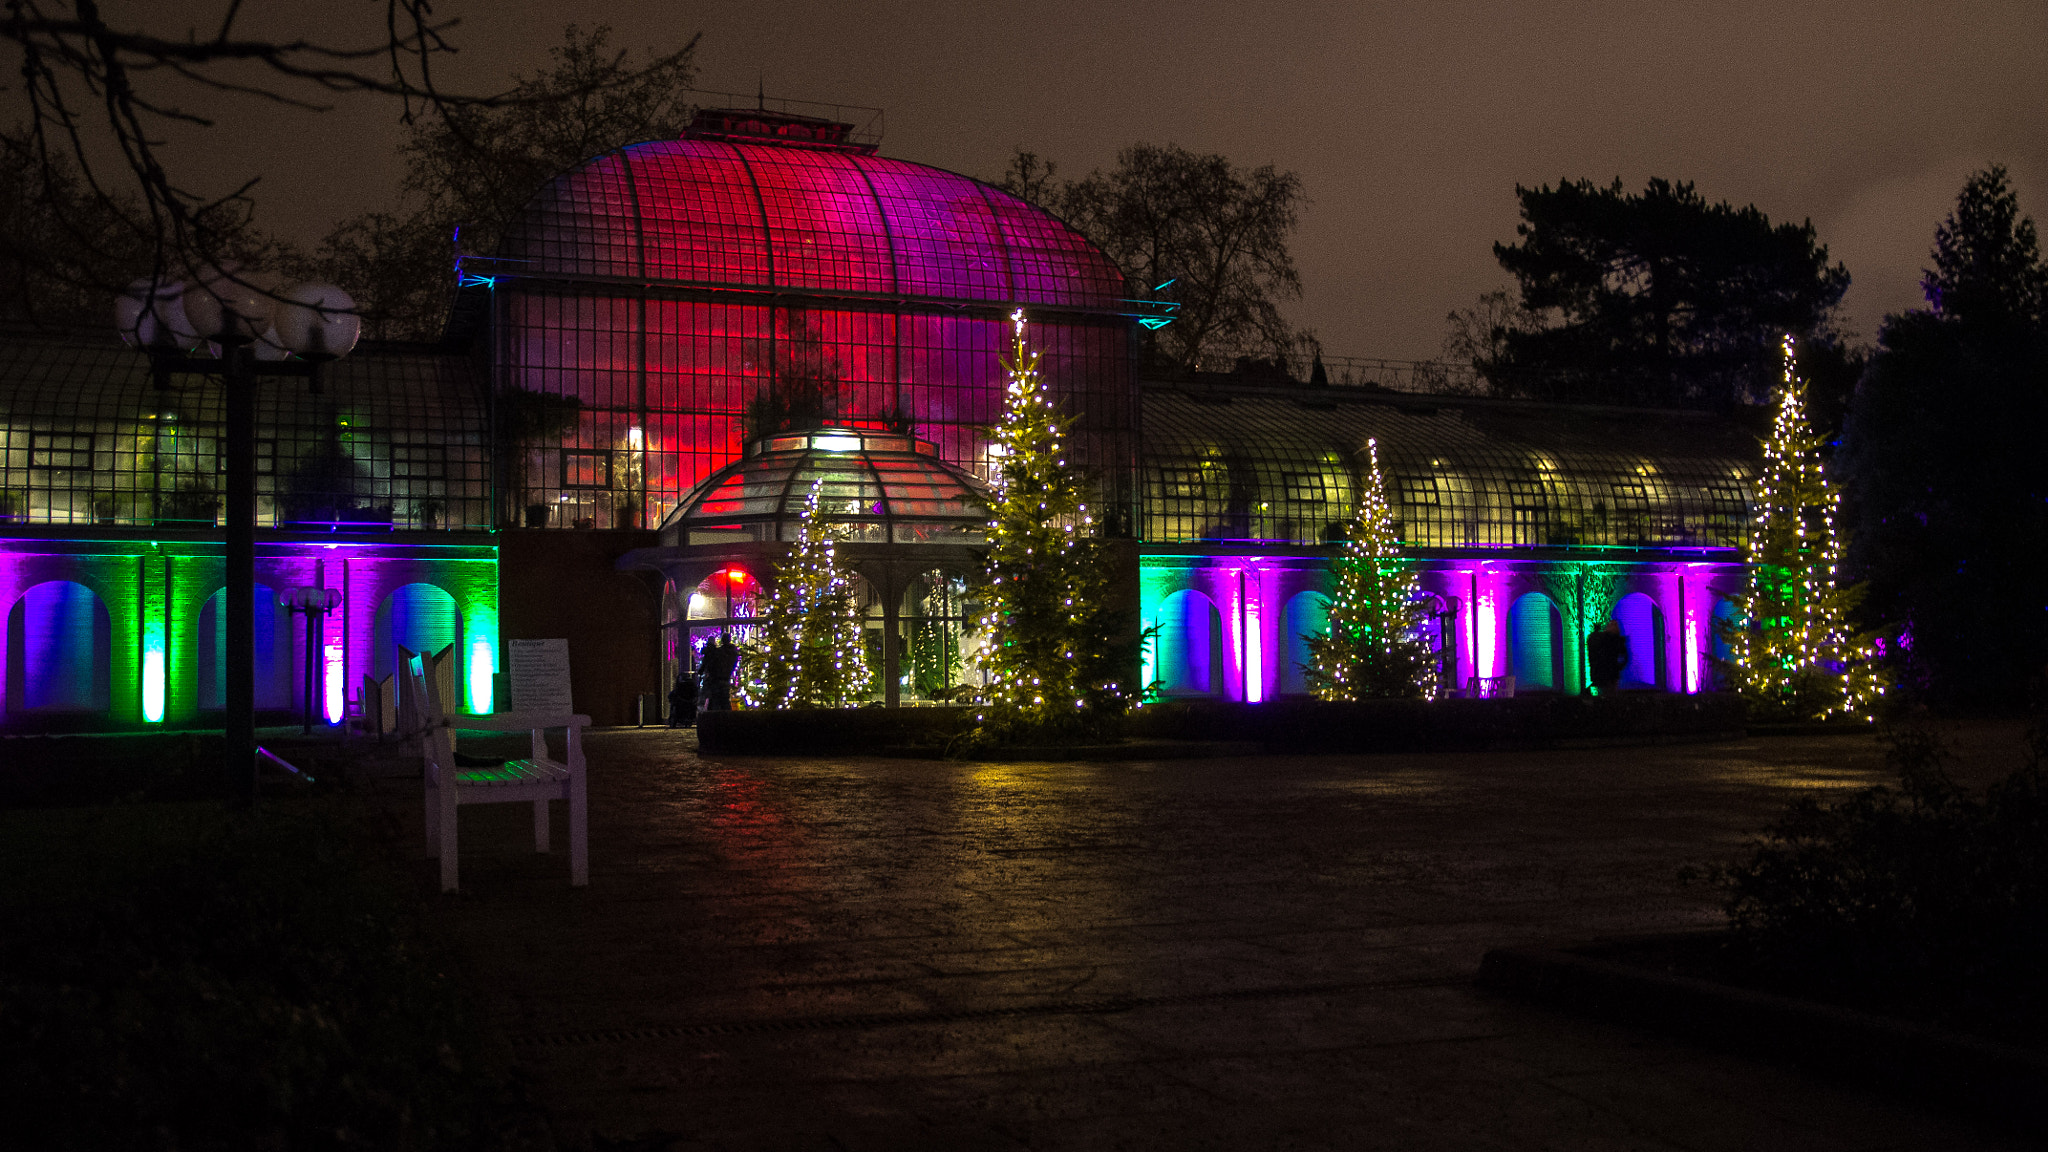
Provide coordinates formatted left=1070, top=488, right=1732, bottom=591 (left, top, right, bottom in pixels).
left=659, top=435, right=993, bottom=544
left=733, top=143, right=896, bottom=295
left=628, top=141, right=770, bottom=285
left=1139, top=386, right=1757, bottom=549
left=496, top=140, right=1126, bottom=311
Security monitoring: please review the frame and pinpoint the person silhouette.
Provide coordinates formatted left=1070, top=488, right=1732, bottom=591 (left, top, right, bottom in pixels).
left=667, top=667, right=698, bottom=727
left=1587, top=620, right=1628, bottom=695
left=702, top=634, right=739, bottom=711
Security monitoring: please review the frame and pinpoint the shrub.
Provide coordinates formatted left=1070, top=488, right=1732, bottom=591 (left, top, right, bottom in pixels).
left=1708, top=724, right=2048, bottom=1040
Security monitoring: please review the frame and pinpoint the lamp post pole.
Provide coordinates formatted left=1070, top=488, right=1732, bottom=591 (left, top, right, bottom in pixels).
left=119, top=273, right=360, bottom=805
left=224, top=343, right=258, bottom=801
left=281, top=587, right=341, bottom=736
left=160, top=347, right=310, bottom=805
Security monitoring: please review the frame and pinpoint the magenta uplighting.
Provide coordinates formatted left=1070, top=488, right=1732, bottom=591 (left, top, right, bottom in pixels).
left=1, top=538, right=496, bottom=729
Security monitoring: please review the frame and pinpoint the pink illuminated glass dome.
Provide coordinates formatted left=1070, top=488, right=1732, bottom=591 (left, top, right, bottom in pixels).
left=484, top=112, right=1140, bottom=534
left=497, top=135, right=1128, bottom=308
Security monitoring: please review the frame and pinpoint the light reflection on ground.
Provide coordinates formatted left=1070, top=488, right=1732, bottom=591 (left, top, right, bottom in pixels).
left=423, top=719, right=2034, bottom=1150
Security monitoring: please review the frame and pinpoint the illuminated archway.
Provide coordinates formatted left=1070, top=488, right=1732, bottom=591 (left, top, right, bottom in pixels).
left=196, top=584, right=292, bottom=711
left=1612, top=592, right=1666, bottom=690
left=1157, top=588, right=1223, bottom=696
left=1281, top=590, right=1329, bottom=696
left=1509, top=592, right=1564, bottom=691
left=1710, top=598, right=1741, bottom=690
left=686, top=566, right=762, bottom=668
left=5, top=580, right=111, bottom=714
left=373, top=583, right=462, bottom=680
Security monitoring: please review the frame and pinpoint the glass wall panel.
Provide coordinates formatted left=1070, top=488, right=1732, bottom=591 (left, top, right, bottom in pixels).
left=489, top=136, right=1139, bottom=532
left=503, top=296, right=1134, bottom=530
left=901, top=569, right=978, bottom=701
left=0, top=334, right=490, bottom=530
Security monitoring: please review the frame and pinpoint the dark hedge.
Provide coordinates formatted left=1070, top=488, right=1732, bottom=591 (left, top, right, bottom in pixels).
left=1126, top=692, right=1748, bottom=752
left=697, top=692, right=1747, bottom=756
left=0, top=799, right=535, bottom=1150
left=1705, top=724, right=2048, bottom=1045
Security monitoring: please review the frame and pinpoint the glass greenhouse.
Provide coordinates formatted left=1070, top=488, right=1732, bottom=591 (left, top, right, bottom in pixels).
left=0, top=106, right=1766, bottom=731
left=481, top=113, right=1142, bottom=532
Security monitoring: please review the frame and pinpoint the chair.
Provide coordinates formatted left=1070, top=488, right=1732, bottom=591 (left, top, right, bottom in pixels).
left=399, top=650, right=590, bottom=892
left=351, top=672, right=396, bottom=737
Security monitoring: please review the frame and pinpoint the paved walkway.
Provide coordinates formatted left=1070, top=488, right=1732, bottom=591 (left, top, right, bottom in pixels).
left=420, top=722, right=2031, bottom=1150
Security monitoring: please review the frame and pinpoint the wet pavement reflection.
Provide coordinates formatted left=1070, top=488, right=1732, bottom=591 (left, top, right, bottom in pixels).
left=429, top=724, right=2030, bottom=1150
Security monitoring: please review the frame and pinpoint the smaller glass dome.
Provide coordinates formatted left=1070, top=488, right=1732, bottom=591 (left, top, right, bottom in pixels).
left=658, top=427, right=992, bottom=546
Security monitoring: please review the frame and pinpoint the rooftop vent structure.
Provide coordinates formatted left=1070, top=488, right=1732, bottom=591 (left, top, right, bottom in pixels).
left=684, top=106, right=879, bottom=154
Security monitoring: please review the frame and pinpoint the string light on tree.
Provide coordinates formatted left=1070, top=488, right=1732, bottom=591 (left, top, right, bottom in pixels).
left=1723, top=335, right=1886, bottom=721
left=969, top=310, right=1135, bottom=742
left=1302, top=437, right=1435, bottom=700
left=738, top=479, right=872, bottom=709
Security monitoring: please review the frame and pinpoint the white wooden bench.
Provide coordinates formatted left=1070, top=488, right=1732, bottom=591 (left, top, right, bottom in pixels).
left=400, top=652, right=590, bottom=893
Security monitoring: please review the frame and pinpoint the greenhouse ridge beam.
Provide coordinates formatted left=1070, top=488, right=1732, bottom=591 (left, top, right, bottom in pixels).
left=464, top=266, right=1171, bottom=324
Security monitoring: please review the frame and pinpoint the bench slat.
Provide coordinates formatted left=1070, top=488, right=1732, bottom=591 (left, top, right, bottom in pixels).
left=455, top=757, right=570, bottom=786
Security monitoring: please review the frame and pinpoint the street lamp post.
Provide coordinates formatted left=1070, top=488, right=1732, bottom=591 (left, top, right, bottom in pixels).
left=118, top=271, right=360, bottom=803
left=279, top=586, right=343, bottom=735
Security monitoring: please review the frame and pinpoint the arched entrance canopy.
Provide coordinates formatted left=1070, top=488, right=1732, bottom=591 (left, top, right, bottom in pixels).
left=655, top=425, right=991, bottom=546
left=625, top=425, right=994, bottom=708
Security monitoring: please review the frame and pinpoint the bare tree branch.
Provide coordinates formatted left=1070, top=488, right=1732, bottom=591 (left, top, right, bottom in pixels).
left=1, top=1, right=697, bottom=328
left=1022, top=143, right=1308, bottom=375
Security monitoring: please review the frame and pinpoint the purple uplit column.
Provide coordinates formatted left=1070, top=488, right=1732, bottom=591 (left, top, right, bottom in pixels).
left=0, top=553, right=20, bottom=720
left=1677, top=572, right=1697, bottom=694
left=1502, top=571, right=1523, bottom=680
left=1653, top=571, right=1681, bottom=695
left=322, top=559, right=346, bottom=724
left=1258, top=564, right=1287, bottom=703
left=1215, top=565, right=1242, bottom=703
left=344, top=555, right=378, bottom=715
left=1240, top=565, right=1266, bottom=704
left=1465, top=571, right=1480, bottom=688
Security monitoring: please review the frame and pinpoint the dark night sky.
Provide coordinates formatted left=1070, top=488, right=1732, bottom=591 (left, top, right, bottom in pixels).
left=114, top=1, right=2048, bottom=358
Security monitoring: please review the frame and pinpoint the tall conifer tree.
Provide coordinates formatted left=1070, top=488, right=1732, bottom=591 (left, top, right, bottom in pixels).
left=971, top=311, right=1133, bottom=740
left=1302, top=439, right=1435, bottom=699
left=1844, top=165, right=2048, bottom=706
left=740, top=480, right=871, bottom=708
left=1726, top=337, right=1885, bottom=719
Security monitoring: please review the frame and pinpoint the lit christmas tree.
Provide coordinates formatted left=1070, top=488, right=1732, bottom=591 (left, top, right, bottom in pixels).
left=1723, top=336, right=1885, bottom=720
left=739, top=479, right=872, bottom=709
left=971, top=310, right=1134, bottom=741
left=1302, top=438, right=1436, bottom=699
